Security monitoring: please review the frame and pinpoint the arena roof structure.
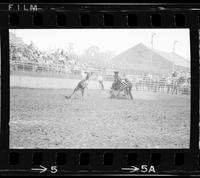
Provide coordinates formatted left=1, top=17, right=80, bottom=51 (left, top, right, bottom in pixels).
left=151, top=48, right=190, bottom=68
left=111, top=43, right=190, bottom=75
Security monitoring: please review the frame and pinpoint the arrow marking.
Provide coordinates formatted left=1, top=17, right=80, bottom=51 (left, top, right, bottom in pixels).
left=31, top=165, right=47, bottom=173
left=121, top=166, right=140, bottom=173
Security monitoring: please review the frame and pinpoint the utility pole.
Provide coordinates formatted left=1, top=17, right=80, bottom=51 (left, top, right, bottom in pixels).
left=172, top=40, right=178, bottom=73
left=150, top=32, right=156, bottom=74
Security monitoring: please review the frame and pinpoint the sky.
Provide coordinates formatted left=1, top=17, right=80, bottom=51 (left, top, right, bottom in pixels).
left=10, top=29, right=191, bottom=60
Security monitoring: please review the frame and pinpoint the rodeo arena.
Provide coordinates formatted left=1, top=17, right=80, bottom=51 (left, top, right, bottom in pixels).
left=9, top=32, right=191, bottom=149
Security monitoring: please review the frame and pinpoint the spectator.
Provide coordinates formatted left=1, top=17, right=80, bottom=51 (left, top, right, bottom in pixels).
left=97, top=73, right=104, bottom=90
left=172, top=71, right=178, bottom=78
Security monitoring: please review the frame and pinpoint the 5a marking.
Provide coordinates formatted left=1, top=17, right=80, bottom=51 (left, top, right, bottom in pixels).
left=121, top=165, right=156, bottom=173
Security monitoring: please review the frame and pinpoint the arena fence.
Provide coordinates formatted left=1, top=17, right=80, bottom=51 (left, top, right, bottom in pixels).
left=10, top=61, right=114, bottom=80
left=10, top=61, right=190, bottom=95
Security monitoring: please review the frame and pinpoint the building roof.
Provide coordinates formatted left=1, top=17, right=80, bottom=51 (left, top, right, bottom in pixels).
left=111, top=43, right=190, bottom=74
left=112, top=43, right=190, bottom=68
left=151, top=48, right=190, bottom=68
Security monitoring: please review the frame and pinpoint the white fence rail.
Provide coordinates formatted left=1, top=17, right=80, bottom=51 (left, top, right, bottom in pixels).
left=10, top=62, right=190, bottom=95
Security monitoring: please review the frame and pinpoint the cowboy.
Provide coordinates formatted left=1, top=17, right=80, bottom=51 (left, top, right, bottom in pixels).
left=65, top=72, right=90, bottom=99
left=123, top=73, right=133, bottom=100
left=97, top=73, right=104, bottom=90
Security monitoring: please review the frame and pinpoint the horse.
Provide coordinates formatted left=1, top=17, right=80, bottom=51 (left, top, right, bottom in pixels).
left=110, top=77, right=133, bottom=99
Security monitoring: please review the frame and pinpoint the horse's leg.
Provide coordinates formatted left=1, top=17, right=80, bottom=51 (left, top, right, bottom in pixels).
left=126, top=86, right=130, bottom=99
left=101, top=81, right=104, bottom=90
left=167, top=85, right=170, bottom=93
left=125, top=87, right=129, bottom=98
left=68, top=86, right=79, bottom=98
left=117, top=85, right=125, bottom=97
left=129, top=86, right=133, bottom=100
left=172, top=86, right=176, bottom=95
left=118, top=87, right=124, bottom=97
left=81, top=88, right=84, bottom=100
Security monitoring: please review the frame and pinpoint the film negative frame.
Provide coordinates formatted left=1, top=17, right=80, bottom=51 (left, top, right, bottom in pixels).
left=0, top=3, right=199, bottom=175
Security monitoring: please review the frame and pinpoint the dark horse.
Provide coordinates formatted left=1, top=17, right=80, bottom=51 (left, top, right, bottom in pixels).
left=65, top=72, right=90, bottom=99
left=110, top=73, right=133, bottom=100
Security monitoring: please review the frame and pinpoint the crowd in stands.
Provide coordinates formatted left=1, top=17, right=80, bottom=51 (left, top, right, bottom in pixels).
left=10, top=33, right=91, bottom=74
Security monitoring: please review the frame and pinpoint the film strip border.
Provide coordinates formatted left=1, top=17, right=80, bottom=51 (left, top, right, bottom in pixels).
left=2, top=11, right=200, bottom=28
left=0, top=4, right=199, bottom=28
left=0, top=3, right=200, bottom=175
left=0, top=150, right=200, bottom=175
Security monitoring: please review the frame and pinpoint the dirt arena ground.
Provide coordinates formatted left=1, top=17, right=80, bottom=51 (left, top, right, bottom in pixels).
left=10, top=87, right=190, bottom=149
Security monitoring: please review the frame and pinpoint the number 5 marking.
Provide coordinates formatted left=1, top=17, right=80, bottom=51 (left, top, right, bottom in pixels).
left=50, top=166, right=57, bottom=174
